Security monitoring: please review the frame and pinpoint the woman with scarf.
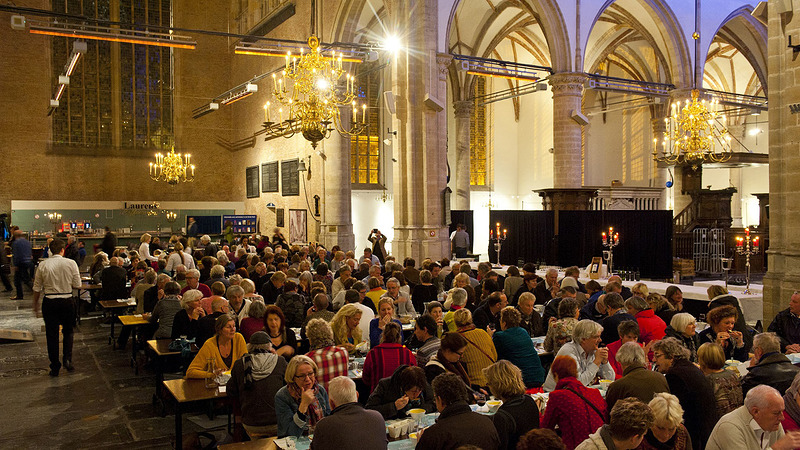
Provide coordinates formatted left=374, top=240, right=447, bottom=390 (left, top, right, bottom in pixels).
left=781, top=372, right=800, bottom=431
left=425, top=332, right=471, bottom=386
left=274, top=355, right=331, bottom=438
left=227, top=331, right=287, bottom=438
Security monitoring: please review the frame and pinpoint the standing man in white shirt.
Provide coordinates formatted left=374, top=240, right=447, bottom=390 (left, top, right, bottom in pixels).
left=32, top=238, right=81, bottom=377
left=450, top=224, right=470, bottom=259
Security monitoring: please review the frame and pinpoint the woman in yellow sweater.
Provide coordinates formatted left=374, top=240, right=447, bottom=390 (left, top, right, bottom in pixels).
left=187, top=314, right=247, bottom=379
left=454, top=308, right=497, bottom=388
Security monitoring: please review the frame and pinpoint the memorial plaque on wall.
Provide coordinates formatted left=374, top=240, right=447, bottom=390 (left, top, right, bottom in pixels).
left=281, top=159, right=300, bottom=196
left=261, top=161, right=278, bottom=192
left=246, top=166, right=259, bottom=198
left=276, top=207, right=284, bottom=227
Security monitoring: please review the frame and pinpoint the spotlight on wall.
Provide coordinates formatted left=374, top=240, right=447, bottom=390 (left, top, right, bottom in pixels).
left=383, top=129, right=397, bottom=146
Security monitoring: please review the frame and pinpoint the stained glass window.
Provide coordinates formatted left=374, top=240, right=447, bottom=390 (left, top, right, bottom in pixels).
left=51, top=0, right=173, bottom=150
left=350, top=61, right=381, bottom=187
left=470, top=77, right=487, bottom=186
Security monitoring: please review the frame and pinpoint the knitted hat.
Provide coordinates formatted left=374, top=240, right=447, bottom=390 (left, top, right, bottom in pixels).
left=249, top=331, right=270, bottom=345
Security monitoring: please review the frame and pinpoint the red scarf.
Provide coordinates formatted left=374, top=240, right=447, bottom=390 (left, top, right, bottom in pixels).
left=287, top=383, right=324, bottom=428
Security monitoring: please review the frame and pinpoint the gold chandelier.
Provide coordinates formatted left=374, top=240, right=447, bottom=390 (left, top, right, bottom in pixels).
left=652, top=89, right=732, bottom=169
left=149, top=147, right=195, bottom=185
left=263, top=35, right=367, bottom=148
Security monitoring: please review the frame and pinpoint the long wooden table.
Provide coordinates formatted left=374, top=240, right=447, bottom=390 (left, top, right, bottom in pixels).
left=148, top=339, right=199, bottom=413
left=162, top=378, right=229, bottom=450
left=118, top=314, right=150, bottom=374
left=99, top=299, right=136, bottom=347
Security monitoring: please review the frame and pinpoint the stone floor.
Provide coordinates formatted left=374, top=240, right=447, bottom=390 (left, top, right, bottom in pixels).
left=0, top=286, right=230, bottom=449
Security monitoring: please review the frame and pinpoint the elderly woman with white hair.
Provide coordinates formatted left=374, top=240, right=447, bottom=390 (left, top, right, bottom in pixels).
left=543, top=319, right=615, bottom=392
left=665, top=312, right=700, bottom=362
left=240, top=278, right=264, bottom=303
left=170, top=289, right=206, bottom=340
left=443, top=287, right=468, bottom=332
left=638, top=393, right=692, bottom=450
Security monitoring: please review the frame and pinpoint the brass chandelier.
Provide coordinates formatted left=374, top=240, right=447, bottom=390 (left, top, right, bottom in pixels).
left=149, top=147, right=195, bottom=186
left=652, top=0, right=732, bottom=170
left=653, top=89, right=732, bottom=170
left=263, top=35, right=367, bottom=148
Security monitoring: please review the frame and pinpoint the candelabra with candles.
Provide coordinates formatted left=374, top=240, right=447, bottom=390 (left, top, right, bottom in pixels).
left=735, top=228, right=760, bottom=294
left=602, top=227, right=620, bottom=276
left=489, top=222, right=507, bottom=266
left=165, top=211, right=178, bottom=223
left=47, top=212, right=62, bottom=233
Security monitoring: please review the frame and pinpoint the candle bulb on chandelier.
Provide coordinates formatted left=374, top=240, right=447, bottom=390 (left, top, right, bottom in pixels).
left=279, top=108, right=283, bottom=123
left=754, top=236, right=760, bottom=247
left=745, top=227, right=750, bottom=237
left=285, top=51, right=290, bottom=71
left=362, top=104, right=366, bottom=123
left=503, top=229, right=507, bottom=238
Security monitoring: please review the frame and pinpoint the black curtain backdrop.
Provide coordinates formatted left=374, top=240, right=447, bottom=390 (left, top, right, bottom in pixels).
left=488, top=211, right=555, bottom=265
left=450, top=210, right=474, bottom=254
left=557, top=210, right=673, bottom=279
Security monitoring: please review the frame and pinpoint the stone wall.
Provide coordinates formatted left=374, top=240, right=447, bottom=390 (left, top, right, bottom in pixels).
left=762, top=4, right=800, bottom=325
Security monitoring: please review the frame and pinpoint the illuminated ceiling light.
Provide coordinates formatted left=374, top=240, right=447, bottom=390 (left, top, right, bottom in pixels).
left=47, top=41, right=87, bottom=114
left=234, top=42, right=366, bottom=63
left=149, top=147, right=195, bottom=186
left=191, top=102, right=219, bottom=119
left=263, top=35, right=368, bottom=148
left=220, top=83, right=258, bottom=105
left=28, top=21, right=196, bottom=49
left=652, top=3, right=731, bottom=170
left=466, top=69, right=541, bottom=83
left=382, top=35, right=402, bottom=53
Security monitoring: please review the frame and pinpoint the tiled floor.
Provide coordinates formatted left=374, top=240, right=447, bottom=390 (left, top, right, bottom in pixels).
left=0, top=286, right=230, bottom=449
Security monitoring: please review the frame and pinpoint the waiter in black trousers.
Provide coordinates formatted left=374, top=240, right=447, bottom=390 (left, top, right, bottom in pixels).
left=32, top=238, right=81, bottom=377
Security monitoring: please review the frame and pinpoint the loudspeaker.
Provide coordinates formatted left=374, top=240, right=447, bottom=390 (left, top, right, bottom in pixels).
left=10, top=15, right=25, bottom=30
left=571, top=110, right=589, bottom=126
left=384, top=91, right=396, bottom=115
left=424, top=94, right=444, bottom=112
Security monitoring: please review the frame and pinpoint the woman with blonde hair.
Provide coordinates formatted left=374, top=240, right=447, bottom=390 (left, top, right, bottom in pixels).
left=637, top=393, right=692, bottom=449
left=138, top=233, right=158, bottom=263
left=331, top=304, right=363, bottom=353
left=165, top=241, right=195, bottom=273
left=455, top=308, right=497, bottom=388
left=274, top=355, right=331, bottom=437
left=484, top=360, right=540, bottom=450
left=240, top=278, right=264, bottom=303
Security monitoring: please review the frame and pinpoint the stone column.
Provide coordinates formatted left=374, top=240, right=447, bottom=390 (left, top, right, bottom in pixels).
left=390, top=0, right=450, bottom=263
left=318, top=111, right=355, bottom=251
left=549, top=73, right=588, bottom=188
left=762, top=5, right=800, bottom=326
left=453, top=100, right=473, bottom=210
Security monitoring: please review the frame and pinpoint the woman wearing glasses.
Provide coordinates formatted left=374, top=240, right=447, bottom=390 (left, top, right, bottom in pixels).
left=274, top=355, right=331, bottom=438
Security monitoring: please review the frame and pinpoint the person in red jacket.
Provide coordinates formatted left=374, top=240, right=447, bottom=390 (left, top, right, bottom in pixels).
left=606, top=320, right=641, bottom=379
left=625, top=295, right=666, bottom=344
left=541, top=355, right=608, bottom=450
left=362, top=321, right=416, bottom=392
left=782, top=373, right=800, bottom=432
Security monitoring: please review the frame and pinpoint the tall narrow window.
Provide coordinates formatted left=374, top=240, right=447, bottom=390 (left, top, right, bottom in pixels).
left=470, top=77, right=488, bottom=186
left=51, top=0, right=173, bottom=150
left=51, top=1, right=113, bottom=147
left=350, top=61, right=381, bottom=187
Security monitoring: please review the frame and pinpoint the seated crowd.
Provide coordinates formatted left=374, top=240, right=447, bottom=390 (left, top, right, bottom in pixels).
left=55, top=229, right=800, bottom=449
